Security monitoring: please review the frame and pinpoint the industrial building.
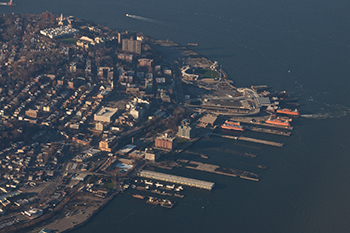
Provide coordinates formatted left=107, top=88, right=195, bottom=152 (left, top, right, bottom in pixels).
left=129, top=150, right=145, bottom=159
left=138, top=170, right=215, bottom=190
left=198, top=114, right=217, bottom=127
left=117, top=144, right=136, bottom=155
left=144, top=148, right=160, bottom=161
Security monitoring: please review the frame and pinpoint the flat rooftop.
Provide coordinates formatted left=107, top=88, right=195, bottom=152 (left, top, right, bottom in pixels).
left=95, top=107, right=117, bottom=118
left=198, top=114, right=217, bottom=125
left=138, top=170, right=215, bottom=190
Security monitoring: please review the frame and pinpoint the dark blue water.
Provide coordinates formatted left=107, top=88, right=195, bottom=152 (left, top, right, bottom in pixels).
left=3, top=0, right=350, bottom=232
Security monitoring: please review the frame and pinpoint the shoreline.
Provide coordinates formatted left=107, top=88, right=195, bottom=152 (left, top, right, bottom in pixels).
left=32, top=191, right=120, bottom=233
left=61, top=191, right=119, bottom=233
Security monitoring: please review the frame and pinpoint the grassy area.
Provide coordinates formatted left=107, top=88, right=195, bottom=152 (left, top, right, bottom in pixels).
left=177, top=137, right=188, bottom=144
left=104, top=181, right=116, bottom=190
left=60, top=37, right=78, bottom=44
left=196, top=69, right=219, bottom=78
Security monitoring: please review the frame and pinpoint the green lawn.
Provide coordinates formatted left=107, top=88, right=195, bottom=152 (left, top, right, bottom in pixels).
left=177, top=137, right=188, bottom=144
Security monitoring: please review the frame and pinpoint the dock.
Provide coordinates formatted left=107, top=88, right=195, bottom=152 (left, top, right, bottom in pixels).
left=138, top=170, right=215, bottom=190
left=184, top=150, right=209, bottom=159
left=238, top=136, right=284, bottom=147
left=230, top=117, right=293, bottom=130
left=182, top=161, right=259, bottom=181
left=247, top=126, right=291, bottom=136
left=211, top=133, right=284, bottom=148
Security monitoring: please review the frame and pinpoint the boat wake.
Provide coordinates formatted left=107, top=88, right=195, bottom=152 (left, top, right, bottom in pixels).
left=126, top=14, right=167, bottom=26
left=301, top=100, right=350, bottom=119
left=301, top=113, right=335, bottom=119
left=120, top=211, right=137, bottom=221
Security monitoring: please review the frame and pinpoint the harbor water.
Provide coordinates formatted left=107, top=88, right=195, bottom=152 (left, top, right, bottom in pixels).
left=3, top=0, right=350, bottom=232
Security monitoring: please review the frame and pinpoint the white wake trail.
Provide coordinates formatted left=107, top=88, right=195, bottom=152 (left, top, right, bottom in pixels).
left=126, top=14, right=167, bottom=26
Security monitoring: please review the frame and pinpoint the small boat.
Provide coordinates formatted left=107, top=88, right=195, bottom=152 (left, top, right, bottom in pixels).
left=132, top=194, right=145, bottom=199
left=159, top=199, right=175, bottom=208
left=165, top=184, right=175, bottom=190
left=146, top=196, right=160, bottom=205
left=174, top=193, right=184, bottom=198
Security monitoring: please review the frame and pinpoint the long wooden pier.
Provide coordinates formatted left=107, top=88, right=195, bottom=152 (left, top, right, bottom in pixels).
left=211, top=133, right=284, bottom=148
left=247, top=126, right=291, bottom=136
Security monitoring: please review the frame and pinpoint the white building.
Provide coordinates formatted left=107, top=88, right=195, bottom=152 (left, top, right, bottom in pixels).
left=94, top=107, right=118, bottom=123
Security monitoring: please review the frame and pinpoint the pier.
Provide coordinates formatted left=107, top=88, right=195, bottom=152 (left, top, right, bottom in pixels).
left=138, top=170, right=215, bottom=190
left=184, top=150, right=209, bottom=159
left=211, top=133, right=284, bottom=148
left=247, top=126, right=291, bottom=136
left=181, top=161, right=260, bottom=181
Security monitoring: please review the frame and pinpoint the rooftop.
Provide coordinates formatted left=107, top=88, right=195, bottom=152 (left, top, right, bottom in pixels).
left=138, top=170, right=215, bottom=190
left=95, top=107, right=118, bottom=118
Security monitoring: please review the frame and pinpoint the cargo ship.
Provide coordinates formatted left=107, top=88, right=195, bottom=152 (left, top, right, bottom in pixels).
left=265, top=118, right=290, bottom=127
left=276, top=108, right=300, bottom=116
left=221, top=123, right=244, bottom=131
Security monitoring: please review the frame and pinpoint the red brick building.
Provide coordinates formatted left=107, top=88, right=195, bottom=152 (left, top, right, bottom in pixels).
left=155, top=133, right=177, bottom=150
